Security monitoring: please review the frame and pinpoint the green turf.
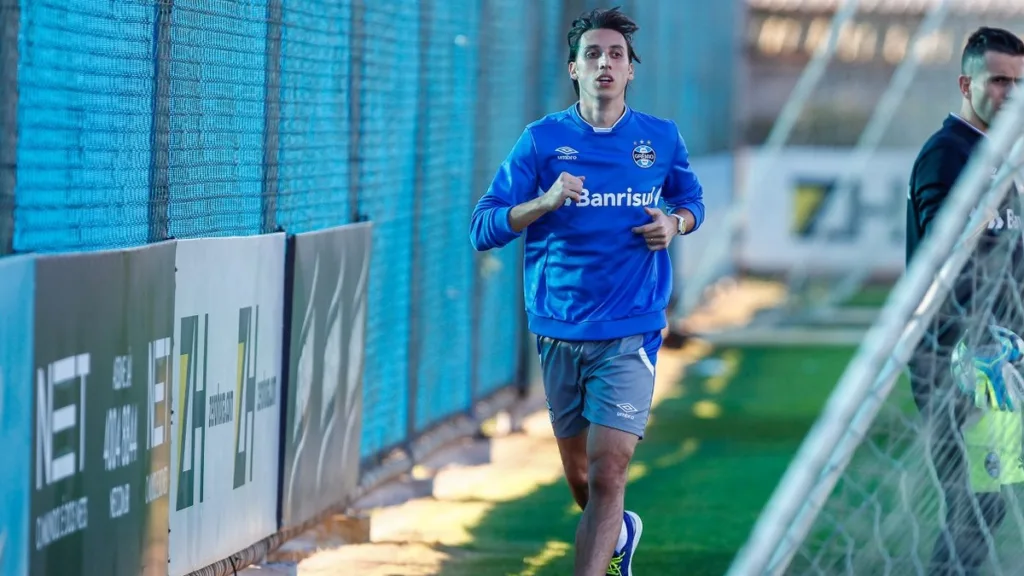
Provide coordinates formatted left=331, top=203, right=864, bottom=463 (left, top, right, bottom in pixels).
left=437, top=345, right=859, bottom=575
left=838, top=284, right=893, bottom=309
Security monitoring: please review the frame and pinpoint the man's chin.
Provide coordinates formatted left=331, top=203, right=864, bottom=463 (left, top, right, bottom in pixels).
left=980, top=104, right=1001, bottom=126
left=588, top=89, right=624, bottom=101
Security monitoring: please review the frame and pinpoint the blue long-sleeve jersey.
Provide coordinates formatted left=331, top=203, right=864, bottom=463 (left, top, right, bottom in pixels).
left=469, top=104, right=705, bottom=342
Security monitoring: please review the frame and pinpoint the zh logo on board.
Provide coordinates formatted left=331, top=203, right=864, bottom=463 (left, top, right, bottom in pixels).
left=176, top=307, right=277, bottom=511
left=234, top=305, right=278, bottom=490
left=176, top=314, right=209, bottom=511
left=234, top=306, right=258, bottom=490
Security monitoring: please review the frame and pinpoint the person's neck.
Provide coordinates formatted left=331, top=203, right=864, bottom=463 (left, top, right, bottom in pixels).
left=958, top=103, right=989, bottom=133
left=578, top=98, right=626, bottom=129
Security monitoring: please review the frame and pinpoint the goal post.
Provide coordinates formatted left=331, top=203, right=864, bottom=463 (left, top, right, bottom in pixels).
left=726, top=90, right=1024, bottom=576
left=683, top=0, right=954, bottom=324
left=778, top=0, right=952, bottom=321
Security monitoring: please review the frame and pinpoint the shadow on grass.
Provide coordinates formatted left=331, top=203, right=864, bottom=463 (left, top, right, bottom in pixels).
left=435, top=345, right=860, bottom=576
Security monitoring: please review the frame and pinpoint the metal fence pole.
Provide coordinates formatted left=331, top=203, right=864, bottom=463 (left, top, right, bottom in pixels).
left=0, top=0, right=18, bottom=255
left=347, top=0, right=364, bottom=223
left=513, top=0, right=546, bottom=395
left=261, top=0, right=283, bottom=234
left=148, top=0, right=173, bottom=243
left=468, top=0, right=494, bottom=407
left=406, top=0, right=432, bottom=441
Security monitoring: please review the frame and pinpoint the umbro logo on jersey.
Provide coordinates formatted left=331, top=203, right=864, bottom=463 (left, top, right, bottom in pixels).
left=555, top=146, right=578, bottom=160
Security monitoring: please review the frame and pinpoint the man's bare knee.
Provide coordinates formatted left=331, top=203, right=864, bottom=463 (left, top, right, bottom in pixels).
left=588, top=454, right=629, bottom=498
left=586, top=425, right=638, bottom=498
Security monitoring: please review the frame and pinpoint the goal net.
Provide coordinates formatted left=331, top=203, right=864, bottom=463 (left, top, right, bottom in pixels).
left=727, top=82, right=1024, bottom=576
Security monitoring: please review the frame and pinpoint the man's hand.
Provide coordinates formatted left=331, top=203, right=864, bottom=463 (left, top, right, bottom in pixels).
left=538, top=172, right=585, bottom=213
left=952, top=325, right=1024, bottom=411
left=631, top=207, right=677, bottom=251
left=507, top=172, right=585, bottom=232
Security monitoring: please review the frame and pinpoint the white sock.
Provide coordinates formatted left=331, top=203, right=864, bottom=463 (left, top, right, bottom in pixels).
left=615, top=517, right=628, bottom=553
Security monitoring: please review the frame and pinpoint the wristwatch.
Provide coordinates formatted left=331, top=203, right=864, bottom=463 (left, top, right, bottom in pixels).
left=671, top=213, right=687, bottom=235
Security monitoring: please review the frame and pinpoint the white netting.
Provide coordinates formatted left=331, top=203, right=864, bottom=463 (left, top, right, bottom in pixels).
left=728, top=78, right=1024, bottom=575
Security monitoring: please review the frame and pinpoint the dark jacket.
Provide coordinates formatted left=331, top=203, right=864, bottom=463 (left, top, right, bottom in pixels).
left=906, top=114, right=1024, bottom=355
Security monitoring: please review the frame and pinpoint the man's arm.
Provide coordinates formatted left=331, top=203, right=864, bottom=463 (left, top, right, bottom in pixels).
left=470, top=130, right=585, bottom=250
left=914, top=144, right=970, bottom=236
left=469, top=129, right=539, bottom=251
left=911, top=143, right=975, bottom=353
left=661, top=124, right=705, bottom=235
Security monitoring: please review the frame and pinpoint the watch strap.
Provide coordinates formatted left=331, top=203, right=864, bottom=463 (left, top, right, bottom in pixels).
left=672, top=213, right=686, bottom=235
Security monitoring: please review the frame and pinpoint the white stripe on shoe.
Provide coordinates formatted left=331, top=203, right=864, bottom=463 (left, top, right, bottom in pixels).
left=625, top=510, right=643, bottom=576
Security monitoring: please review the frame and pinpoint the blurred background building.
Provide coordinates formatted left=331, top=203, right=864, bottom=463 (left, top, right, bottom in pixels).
left=743, top=0, right=1024, bottom=147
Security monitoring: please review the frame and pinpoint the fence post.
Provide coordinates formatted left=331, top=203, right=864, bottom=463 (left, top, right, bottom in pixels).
left=469, top=0, right=494, bottom=408
left=148, top=0, right=173, bottom=243
left=406, top=0, right=432, bottom=442
left=513, top=0, right=546, bottom=396
left=347, top=0, right=364, bottom=223
left=261, top=0, right=283, bottom=234
left=0, top=0, right=18, bottom=255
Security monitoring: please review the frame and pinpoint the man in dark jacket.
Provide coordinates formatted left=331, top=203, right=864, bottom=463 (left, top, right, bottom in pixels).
left=906, top=26, right=1024, bottom=576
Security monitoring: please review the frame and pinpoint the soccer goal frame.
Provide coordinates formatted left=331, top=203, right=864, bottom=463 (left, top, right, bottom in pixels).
left=726, top=92, right=1024, bottom=576
left=778, top=0, right=953, bottom=320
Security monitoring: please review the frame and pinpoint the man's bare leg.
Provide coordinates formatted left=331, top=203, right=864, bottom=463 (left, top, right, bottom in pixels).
left=557, top=428, right=590, bottom=510
left=574, top=424, right=638, bottom=575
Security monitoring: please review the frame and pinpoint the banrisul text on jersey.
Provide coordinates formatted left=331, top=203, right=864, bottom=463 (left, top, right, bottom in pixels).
left=469, top=104, right=705, bottom=342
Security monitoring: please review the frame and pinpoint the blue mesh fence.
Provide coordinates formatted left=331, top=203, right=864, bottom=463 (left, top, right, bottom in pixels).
left=473, top=0, right=532, bottom=398
left=276, top=0, right=351, bottom=233
left=167, top=0, right=267, bottom=239
left=353, top=1, right=419, bottom=457
left=412, top=1, right=479, bottom=433
left=15, top=1, right=155, bottom=252
left=1, top=0, right=580, bottom=465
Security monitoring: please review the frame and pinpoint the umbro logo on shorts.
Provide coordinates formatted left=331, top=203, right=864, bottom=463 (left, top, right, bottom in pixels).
left=616, top=403, right=639, bottom=420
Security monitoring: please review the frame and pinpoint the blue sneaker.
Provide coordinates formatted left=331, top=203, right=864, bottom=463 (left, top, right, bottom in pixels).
left=606, top=510, right=643, bottom=576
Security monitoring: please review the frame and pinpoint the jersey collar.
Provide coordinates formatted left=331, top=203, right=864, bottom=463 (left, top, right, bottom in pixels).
left=949, top=112, right=986, bottom=139
left=570, top=102, right=632, bottom=134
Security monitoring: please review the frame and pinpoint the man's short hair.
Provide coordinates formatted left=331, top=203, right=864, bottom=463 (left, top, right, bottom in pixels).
left=566, top=6, right=640, bottom=96
left=961, top=26, right=1024, bottom=75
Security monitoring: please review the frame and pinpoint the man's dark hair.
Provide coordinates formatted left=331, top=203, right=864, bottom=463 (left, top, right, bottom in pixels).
left=566, top=6, right=640, bottom=96
left=961, top=26, right=1024, bottom=75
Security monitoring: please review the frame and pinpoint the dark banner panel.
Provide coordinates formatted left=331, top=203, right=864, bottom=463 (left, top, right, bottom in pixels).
left=0, top=256, right=34, bottom=576
left=30, top=242, right=175, bottom=576
left=281, top=222, right=372, bottom=528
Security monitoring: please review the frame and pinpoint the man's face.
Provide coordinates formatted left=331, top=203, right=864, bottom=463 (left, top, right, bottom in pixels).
left=962, top=51, right=1024, bottom=126
left=569, top=28, right=634, bottom=102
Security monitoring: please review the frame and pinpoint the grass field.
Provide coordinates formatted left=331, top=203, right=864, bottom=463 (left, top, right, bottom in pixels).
left=838, top=283, right=892, bottom=309
left=437, top=344, right=859, bottom=575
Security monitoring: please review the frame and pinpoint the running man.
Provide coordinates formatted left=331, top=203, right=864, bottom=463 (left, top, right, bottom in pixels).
left=469, top=7, right=705, bottom=575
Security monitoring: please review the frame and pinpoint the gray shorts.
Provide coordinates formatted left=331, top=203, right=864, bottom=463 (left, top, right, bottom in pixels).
left=537, top=331, right=661, bottom=440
